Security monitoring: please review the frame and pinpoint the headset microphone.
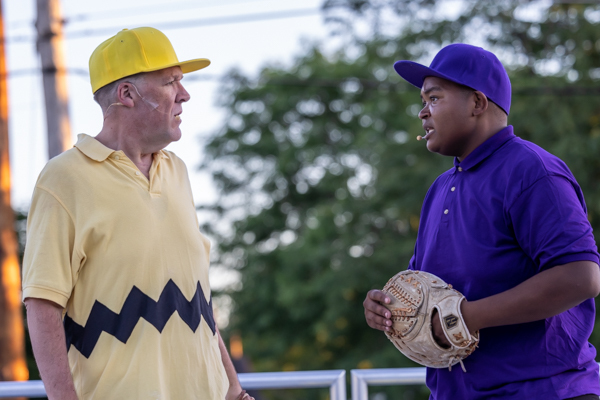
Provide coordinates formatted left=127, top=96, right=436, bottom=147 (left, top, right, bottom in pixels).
left=102, top=84, right=179, bottom=119
left=131, top=84, right=164, bottom=112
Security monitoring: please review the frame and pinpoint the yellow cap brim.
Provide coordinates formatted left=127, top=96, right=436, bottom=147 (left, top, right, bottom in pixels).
left=145, top=58, right=211, bottom=75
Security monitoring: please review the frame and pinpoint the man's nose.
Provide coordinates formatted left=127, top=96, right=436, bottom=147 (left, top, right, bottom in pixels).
left=177, top=82, right=191, bottom=103
left=418, top=104, right=429, bottom=119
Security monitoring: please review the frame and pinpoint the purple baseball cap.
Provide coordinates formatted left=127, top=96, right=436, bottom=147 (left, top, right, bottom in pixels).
left=393, top=43, right=511, bottom=115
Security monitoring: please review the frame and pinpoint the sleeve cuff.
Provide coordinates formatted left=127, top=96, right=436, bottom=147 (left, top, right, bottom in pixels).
left=22, top=286, right=69, bottom=308
left=544, top=253, right=600, bottom=271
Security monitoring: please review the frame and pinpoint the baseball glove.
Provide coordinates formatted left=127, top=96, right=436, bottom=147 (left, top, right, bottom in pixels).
left=382, top=270, right=478, bottom=372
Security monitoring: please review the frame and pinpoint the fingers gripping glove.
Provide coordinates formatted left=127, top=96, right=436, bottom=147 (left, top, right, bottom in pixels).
left=382, top=270, right=479, bottom=372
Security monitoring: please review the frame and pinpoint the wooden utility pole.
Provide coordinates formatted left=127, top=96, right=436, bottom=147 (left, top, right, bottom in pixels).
left=0, top=0, right=29, bottom=386
left=36, top=0, right=71, bottom=159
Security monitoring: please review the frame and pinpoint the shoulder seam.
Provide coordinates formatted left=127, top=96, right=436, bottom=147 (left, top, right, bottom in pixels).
left=35, top=185, right=76, bottom=223
left=504, top=141, right=558, bottom=209
left=35, top=185, right=86, bottom=262
left=506, top=174, right=570, bottom=215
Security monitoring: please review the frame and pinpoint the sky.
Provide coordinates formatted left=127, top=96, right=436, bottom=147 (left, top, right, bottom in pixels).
left=4, top=0, right=332, bottom=210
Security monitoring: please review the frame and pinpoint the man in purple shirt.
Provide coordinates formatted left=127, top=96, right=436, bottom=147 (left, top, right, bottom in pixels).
left=363, top=43, right=600, bottom=399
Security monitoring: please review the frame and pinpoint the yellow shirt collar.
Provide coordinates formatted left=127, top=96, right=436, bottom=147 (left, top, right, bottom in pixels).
left=74, top=134, right=170, bottom=162
left=74, top=134, right=114, bottom=162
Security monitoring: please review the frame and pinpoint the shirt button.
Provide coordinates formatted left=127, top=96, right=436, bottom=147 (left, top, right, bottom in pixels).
left=444, top=209, right=449, bottom=214
left=451, top=187, right=455, bottom=192
left=458, top=167, right=463, bottom=172
left=135, top=172, right=140, bottom=176
left=114, top=155, right=120, bottom=160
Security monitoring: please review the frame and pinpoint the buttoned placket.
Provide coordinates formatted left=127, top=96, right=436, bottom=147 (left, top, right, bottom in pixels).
left=441, top=166, right=463, bottom=222
left=108, top=151, right=163, bottom=196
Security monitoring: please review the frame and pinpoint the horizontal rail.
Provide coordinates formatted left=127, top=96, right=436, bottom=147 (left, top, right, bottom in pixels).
left=0, top=380, right=46, bottom=398
left=0, top=370, right=347, bottom=399
left=240, top=370, right=346, bottom=400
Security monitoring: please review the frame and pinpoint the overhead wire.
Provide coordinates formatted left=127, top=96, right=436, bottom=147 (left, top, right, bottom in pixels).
left=8, top=0, right=302, bottom=27
left=3, top=7, right=322, bottom=43
left=64, top=0, right=280, bottom=24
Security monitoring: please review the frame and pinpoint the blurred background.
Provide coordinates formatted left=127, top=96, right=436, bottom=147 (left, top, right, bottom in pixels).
left=2, top=0, right=600, bottom=399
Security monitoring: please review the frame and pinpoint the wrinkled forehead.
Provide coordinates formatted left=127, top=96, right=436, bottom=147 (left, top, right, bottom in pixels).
left=143, top=66, right=184, bottom=82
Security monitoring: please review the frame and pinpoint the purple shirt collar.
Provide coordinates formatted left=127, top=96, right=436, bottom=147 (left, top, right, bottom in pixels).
left=453, top=125, right=514, bottom=171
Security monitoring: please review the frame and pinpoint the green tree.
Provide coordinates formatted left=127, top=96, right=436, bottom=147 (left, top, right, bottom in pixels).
left=201, top=1, right=600, bottom=398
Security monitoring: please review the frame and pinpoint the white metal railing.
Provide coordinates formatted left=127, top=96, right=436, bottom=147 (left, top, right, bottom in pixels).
left=0, top=380, right=46, bottom=398
left=0, top=370, right=347, bottom=399
left=239, top=370, right=346, bottom=399
left=7, top=365, right=600, bottom=399
left=351, top=367, right=426, bottom=400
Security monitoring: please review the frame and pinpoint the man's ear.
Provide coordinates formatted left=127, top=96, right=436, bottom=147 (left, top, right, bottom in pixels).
left=472, top=91, right=489, bottom=116
left=116, top=82, right=136, bottom=108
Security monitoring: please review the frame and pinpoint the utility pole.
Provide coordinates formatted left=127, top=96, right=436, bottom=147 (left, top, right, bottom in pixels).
left=36, top=0, right=71, bottom=159
left=0, top=0, right=29, bottom=387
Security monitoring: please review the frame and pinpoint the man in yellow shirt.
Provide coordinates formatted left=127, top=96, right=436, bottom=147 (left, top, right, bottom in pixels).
left=22, top=27, right=253, bottom=400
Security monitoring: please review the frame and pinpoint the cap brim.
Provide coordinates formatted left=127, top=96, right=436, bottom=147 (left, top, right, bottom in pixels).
left=393, top=60, right=469, bottom=90
left=140, top=58, right=211, bottom=75
left=177, top=58, right=211, bottom=74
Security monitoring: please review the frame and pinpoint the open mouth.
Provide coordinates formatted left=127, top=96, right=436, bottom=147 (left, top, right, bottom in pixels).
left=423, top=127, right=434, bottom=140
left=417, top=127, right=434, bottom=141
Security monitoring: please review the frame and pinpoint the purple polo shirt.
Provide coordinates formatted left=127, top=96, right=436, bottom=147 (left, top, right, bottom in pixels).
left=409, top=126, right=600, bottom=399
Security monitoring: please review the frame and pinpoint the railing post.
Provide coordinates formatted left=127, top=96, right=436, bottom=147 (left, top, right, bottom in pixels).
left=329, top=369, right=346, bottom=400
left=351, top=369, right=368, bottom=400
left=350, top=367, right=427, bottom=400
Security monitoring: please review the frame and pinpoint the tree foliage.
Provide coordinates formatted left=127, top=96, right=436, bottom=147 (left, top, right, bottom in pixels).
left=200, top=1, right=600, bottom=398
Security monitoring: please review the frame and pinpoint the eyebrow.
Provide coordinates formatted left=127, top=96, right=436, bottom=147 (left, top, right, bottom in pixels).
left=421, top=85, right=443, bottom=95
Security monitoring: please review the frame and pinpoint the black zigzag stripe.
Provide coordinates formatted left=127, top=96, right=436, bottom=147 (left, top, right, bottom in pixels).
left=64, top=279, right=215, bottom=358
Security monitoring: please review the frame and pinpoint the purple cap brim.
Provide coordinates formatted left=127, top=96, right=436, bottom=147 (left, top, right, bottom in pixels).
left=394, top=60, right=472, bottom=92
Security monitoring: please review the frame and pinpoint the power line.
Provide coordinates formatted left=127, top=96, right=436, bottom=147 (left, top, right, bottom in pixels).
left=65, top=0, right=283, bottom=24
left=8, top=0, right=298, bottom=28
left=3, top=7, right=322, bottom=43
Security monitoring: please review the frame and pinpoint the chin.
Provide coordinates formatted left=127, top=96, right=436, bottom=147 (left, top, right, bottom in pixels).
left=425, top=142, right=440, bottom=155
left=169, top=130, right=182, bottom=143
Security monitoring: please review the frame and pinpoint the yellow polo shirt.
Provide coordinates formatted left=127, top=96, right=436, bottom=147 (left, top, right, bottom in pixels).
left=22, top=134, right=228, bottom=399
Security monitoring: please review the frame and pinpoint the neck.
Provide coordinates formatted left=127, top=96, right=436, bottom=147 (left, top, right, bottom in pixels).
left=95, top=119, right=157, bottom=178
left=457, top=120, right=507, bottom=162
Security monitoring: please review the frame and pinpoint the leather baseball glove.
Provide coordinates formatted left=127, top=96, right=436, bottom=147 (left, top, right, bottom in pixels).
left=382, top=270, right=478, bottom=372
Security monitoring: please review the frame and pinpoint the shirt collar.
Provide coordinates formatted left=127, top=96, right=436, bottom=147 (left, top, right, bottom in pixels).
left=74, top=134, right=114, bottom=162
left=453, top=125, right=515, bottom=171
left=74, top=134, right=170, bottom=162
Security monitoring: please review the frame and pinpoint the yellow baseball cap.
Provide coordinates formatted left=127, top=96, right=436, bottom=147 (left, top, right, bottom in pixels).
left=89, top=27, right=210, bottom=93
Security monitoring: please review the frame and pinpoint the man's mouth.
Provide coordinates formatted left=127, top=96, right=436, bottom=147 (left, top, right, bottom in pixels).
left=418, top=127, right=434, bottom=141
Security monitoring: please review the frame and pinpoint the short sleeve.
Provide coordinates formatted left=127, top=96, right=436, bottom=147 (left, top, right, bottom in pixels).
left=508, top=175, right=599, bottom=271
left=22, top=186, right=78, bottom=308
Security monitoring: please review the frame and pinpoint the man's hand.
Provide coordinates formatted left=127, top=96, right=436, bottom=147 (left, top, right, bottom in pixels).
left=430, top=308, right=451, bottom=348
left=225, top=388, right=254, bottom=400
left=363, top=289, right=393, bottom=331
